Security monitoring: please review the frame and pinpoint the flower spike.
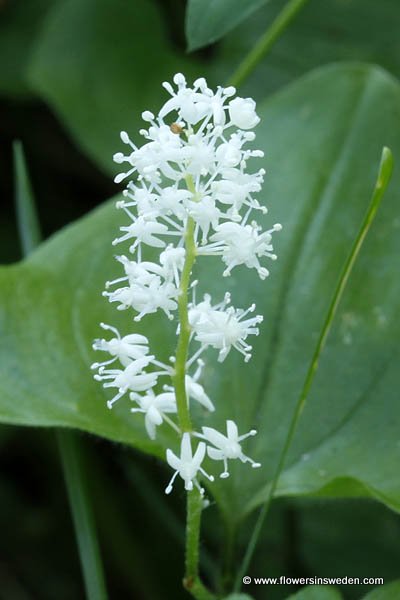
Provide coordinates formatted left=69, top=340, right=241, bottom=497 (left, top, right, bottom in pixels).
left=91, top=73, right=281, bottom=496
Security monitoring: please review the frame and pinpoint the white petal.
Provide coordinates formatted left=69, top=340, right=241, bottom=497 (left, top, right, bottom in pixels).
left=166, top=448, right=181, bottom=470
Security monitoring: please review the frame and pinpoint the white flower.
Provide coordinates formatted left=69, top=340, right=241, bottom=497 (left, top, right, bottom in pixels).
left=205, top=221, right=282, bottom=279
left=91, top=323, right=149, bottom=369
left=185, top=374, right=215, bottom=412
left=156, top=186, right=191, bottom=219
left=94, top=356, right=159, bottom=409
left=105, top=256, right=164, bottom=289
left=201, top=420, right=260, bottom=478
left=211, top=167, right=265, bottom=216
left=228, top=97, right=260, bottom=129
left=165, top=433, right=214, bottom=494
left=159, top=245, right=186, bottom=287
left=130, top=390, right=177, bottom=439
left=189, top=295, right=263, bottom=362
left=187, top=196, right=221, bottom=244
left=163, top=360, right=215, bottom=412
left=112, top=216, right=169, bottom=252
left=104, top=276, right=179, bottom=321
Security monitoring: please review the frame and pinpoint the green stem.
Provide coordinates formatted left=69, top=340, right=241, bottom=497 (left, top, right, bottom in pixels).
left=173, top=174, right=199, bottom=430
left=228, top=0, right=311, bottom=89
left=184, top=489, right=216, bottom=600
left=172, top=175, right=216, bottom=599
left=13, top=141, right=108, bottom=600
left=234, top=147, right=393, bottom=590
left=173, top=216, right=196, bottom=431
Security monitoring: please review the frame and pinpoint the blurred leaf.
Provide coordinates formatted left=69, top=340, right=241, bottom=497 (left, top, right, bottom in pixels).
left=0, top=0, right=56, bottom=97
left=185, top=0, right=268, bottom=51
left=223, top=595, right=254, bottom=600
left=287, top=587, right=342, bottom=599
left=13, top=141, right=42, bottom=254
left=0, top=64, right=399, bottom=525
left=215, top=0, right=400, bottom=100
left=362, top=581, right=400, bottom=599
left=27, top=0, right=199, bottom=174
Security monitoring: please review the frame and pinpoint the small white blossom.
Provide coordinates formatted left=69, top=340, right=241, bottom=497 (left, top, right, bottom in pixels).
left=94, top=356, right=159, bottom=409
left=112, top=216, right=169, bottom=252
left=104, top=278, right=179, bottom=320
left=189, top=294, right=263, bottom=362
left=91, top=323, right=149, bottom=369
left=130, top=390, right=177, bottom=439
left=201, top=420, right=260, bottom=478
left=165, top=433, right=214, bottom=494
left=163, top=361, right=215, bottom=412
left=228, top=97, right=260, bottom=129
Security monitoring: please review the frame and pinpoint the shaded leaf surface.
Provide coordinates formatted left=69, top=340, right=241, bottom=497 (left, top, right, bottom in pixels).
left=0, top=0, right=56, bottom=97
left=0, top=64, right=399, bottom=523
left=185, top=0, right=268, bottom=50
left=287, top=587, right=342, bottom=600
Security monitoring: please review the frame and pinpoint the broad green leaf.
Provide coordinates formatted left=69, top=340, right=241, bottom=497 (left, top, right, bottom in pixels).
left=362, top=581, right=400, bottom=599
left=27, top=0, right=199, bottom=174
left=0, top=64, right=400, bottom=524
left=287, top=587, right=342, bottom=600
left=185, top=0, right=268, bottom=51
left=0, top=0, right=57, bottom=97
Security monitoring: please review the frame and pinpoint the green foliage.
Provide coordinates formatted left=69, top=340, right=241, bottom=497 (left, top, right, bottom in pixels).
left=0, top=64, right=399, bottom=529
left=216, top=0, right=400, bottom=99
left=223, top=594, right=255, bottom=600
left=287, top=587, right=342, bottom=599
left=0, top=0, right=56, bottom=97
left=362, top=581, right=400, bottom=599
left=185, top=0, right=269, bottom=51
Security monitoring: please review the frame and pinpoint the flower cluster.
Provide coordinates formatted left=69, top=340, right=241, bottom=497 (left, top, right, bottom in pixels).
left=92, top=74, right=281, bottom=495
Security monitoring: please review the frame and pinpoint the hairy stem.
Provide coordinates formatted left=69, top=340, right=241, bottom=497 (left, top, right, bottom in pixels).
left=228, top=0, right=311, bottom=88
